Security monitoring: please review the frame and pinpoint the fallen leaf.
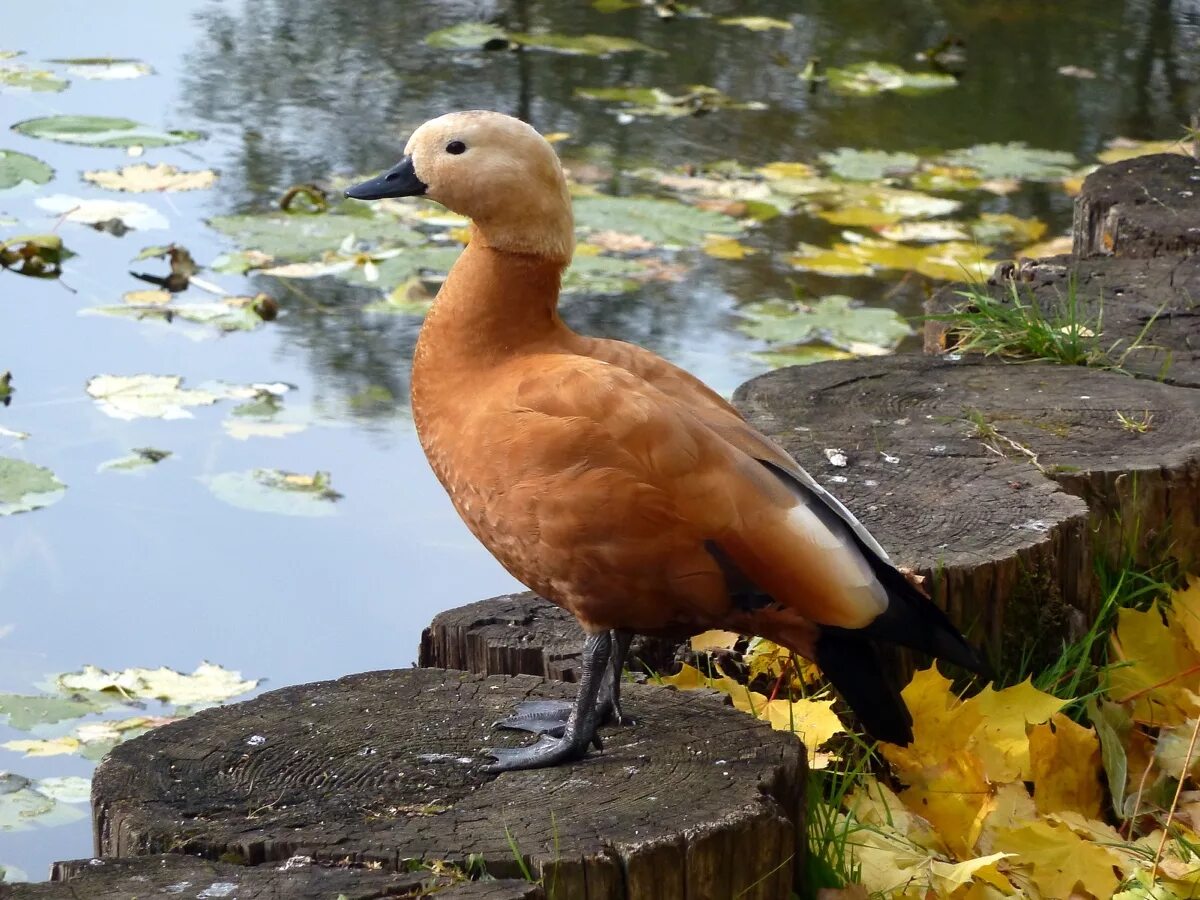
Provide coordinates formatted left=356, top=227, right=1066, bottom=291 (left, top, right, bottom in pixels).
left=1110, top=604, right=1200, bottom=726
left=825, top=61, right=957, bottom=96
left=55, top=662, right=258, bottom=705
left=1029, top=712, right=1104, bottom=818
left=0, top=63, right=67, bottom=92
left=993, top=819, right=1121, bottom=899
left=49, top=57, right=152, bottom=79
left=84, top=163, right=217, bottom=193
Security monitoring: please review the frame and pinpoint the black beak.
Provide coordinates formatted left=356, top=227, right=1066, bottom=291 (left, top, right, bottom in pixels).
left=344, top=156, right=427, bottom=201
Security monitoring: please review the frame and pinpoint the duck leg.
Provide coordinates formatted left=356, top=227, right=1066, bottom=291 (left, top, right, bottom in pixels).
left=495, top=629, right=634, bottom=737
left=485, top=631, right=611, bottom=771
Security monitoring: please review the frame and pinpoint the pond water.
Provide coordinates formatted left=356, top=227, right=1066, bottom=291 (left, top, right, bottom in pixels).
left=1, top=0, right=1196, bottom=880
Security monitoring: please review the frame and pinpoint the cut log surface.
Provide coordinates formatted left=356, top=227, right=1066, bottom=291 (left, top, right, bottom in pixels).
left=925, top=253, right=1200, bottom=389
left=1072, top=153, right=1200, bottom=258
left=733, top=354, right=1200, bottom=663
left=419, top=592, right=677, bottom=681
left=1, top=854, right=542, bottom=900
left=92, top=667, right=805, bottom=900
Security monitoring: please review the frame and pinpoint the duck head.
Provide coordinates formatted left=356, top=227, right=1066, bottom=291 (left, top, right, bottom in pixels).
left=346, top=110, right=574, bottom=264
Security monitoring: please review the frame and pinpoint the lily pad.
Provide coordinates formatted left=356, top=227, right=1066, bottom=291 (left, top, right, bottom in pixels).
left=0, top=693, right=109, bottom=730
left=736, top=296, right=912, bottom=352
left=0, top=773, right=86, bottom=832
left=35, top=194, right=168, bottom=231
left=207, top=210, right=421, bottom=261
left=938, top=142, right=1077, bottom=181
left=562, top=252, right=646, bottom=295
left=751, top=345, right=855, bottom=369
left=0, top=63, right=67, bottom=92
left=819, top=148, right=920, bottom=182
left=508, top=31, right=661, bottom=56
left=825, top=62, right=957, bottom=96
left=423, top=22, right=510, bottom=50
left=1097, top=136, right=1193, bottom=164
left=204, top=468, right=342, bottom=517
left=12, top=115, right=202, bottom=148
left=0, top=150, right=53, bottom=190
left=84, top=296, right=271, bottom=334
left=83, top=163, right=217, bottom=193
left=718, top=16, right=792, bottom=30
left=790, top=237, right=992, bottom=281
left=574, top=194, right=741, bottom=246
left=805, top=183, right=960, bottom=226
left=49, top=57, right=153, bottom=79
left=55, top=662, right=258, bottom=705
left=576, top=84, right=764, bottom=118
left=86, top=375, right=288, bottom=420
left=0, top=458, right=65, bottom=516
left=97, top=447, right=171, bottom=473
left=3, top=716, right=172, bottom=760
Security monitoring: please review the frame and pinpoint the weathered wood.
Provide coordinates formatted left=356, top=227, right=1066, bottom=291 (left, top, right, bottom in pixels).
left=419, top=591, right=678, bottom=682
left=1, top=854, right=542, bottom=899
left=732, top=355, right=1200, bottom=668
left=925, top=253, right=1200, bottom=389
left=92, top=667, right=805, bottom=900
left=1072, top=153, right=1200, bottom=258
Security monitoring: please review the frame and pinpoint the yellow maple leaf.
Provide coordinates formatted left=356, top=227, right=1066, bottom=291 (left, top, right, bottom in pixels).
left=1169, top=577, right=1200, bottom=656
left=689, top=630, right=741, bottom=652
left=1, top=736, right=81, bottom=756
left=1110, top=604, right=1200, bottom=726
left=965, top=680, right=1066, bottom=782
left=1029, top=713, right=1103, bottom=818
left=928, top=852, right=1014, bottom=894
left=761, top=695, right=845, bottom=755
left=976, top=782, right=1038, bottom=856
left=993, top=819, right=1121, bottom=900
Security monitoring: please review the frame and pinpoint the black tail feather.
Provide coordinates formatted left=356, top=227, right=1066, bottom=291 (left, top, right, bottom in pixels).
left=816, top=629, right=913, bottom=745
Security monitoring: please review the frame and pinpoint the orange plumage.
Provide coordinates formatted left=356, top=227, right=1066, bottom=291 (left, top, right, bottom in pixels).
left=347, top=110, right=987, bottom=768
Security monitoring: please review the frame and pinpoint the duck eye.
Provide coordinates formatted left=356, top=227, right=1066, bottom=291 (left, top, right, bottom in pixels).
left=446, top=140, right=467, bottom=155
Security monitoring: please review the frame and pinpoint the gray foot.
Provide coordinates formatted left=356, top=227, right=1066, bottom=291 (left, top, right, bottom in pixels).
left=486, top=733, right=594, bottom=771
left=494, top=699, right=571, bottom=737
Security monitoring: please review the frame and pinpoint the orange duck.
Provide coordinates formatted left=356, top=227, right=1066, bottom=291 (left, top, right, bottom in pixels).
left=347, top=111, right=988, bottom=771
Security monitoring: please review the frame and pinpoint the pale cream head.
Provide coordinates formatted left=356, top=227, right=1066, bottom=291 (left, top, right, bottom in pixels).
left=406, top=111, right=575, bottom=264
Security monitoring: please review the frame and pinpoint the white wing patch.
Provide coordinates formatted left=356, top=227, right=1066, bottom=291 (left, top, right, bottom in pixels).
left=786, top=501, right=889, bottom=621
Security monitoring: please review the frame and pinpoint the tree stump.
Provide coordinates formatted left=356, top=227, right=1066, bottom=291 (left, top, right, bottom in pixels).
left=732, top=354, right=1200, bottom=668
left=419, top=592, right=678, bottom=682
left=92, top=667, right=805, bottom=900
left=1072, top=153, right=1200, bottom=258
left=1, top=854, right=543, bottom=899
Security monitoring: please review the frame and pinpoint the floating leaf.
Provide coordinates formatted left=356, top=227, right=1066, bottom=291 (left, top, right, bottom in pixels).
left=35, top=194, right=167, bottom=231
left=0, top=773, right=86, bottom=832
left=561, top=252, right=646, bottom=295
left=791, top=237, right=990, bottom=281
left=84, top=296, right=271, bottom=334
left=508, top=31, right=661, bottom=56
left=819, top=148, right=920, bottom=181
left=825, top=61, right=957, bottom=96
left=805, top=183, right=961, bottom=226
left=13, top=115, right=202, bottom=148
left=577, top=84, right=765, bottom=118
left=968, top=212, right=1047, bottom=245
left=876, top=220, right=970, bottom=243
left=702, top=235, right=756, bottom=259
left=1097, top=136, right=1194, bottom=164
left=939, top=142, right=1077, bottom=181
left=34, top=777, right=90, bottom=804
left=49, top=57, right=152, bottom=79
left=0, top=63, right=67, bottom=92
left=423, top=22, right=510, bottom=50
left=83, top=163, right=217, bottom=193
left=0, top=150, right=52, bottom=190
left=574, top=194, right=740, bottom=246
left=56, top=662, right=258, bottom=705
left=0, top=457, right=65, bottom=516
left=751, top=345, right=854, bottom=369
left=207, top=210, right=421, bottom=261
left=735, top=296, right=912, bottom=353
left=0, top=693, right=109, bottom=730
left=2, top=716, right=173, bottom=760
left=204, top=469, right=342, bottom=517
left=86, top=375, right=287, bottom=420
left=97, top=447, right=171, bottom=474
left=718, top=16, right=792, bottom=30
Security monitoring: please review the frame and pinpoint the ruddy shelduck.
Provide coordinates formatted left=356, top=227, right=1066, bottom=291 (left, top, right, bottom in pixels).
left=347, top=110, right=988, bottom=771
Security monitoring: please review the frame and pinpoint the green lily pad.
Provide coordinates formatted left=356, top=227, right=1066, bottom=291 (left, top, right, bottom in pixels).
left=49, top=57, right=153, bottom=79
left=562, top=253, right=645, bottom=295
left=84, top=297, right=268, bottom=334
left=0, top=63, right=67, bottom=92
left=508, top=31, right=661, bottom=56
left=804, top=183, right=961, bottom=226
left=0, top=458, right=65, bottom=516
left=0, top=150, right=53, bottom=190
left=825, top=62, right=957, bottom=96
left=819, top=148, right=921, bottom=181
left=736, top=296, right=912, bottom=352
left=0, top=693, right=110, bottom=730
left=204, top=469, right=342, bottom=517
left=574, top=194, right=740, bottom=246
left=12, top=115, right=203, bottom=148
left=0, top=773, right=87, bottom=832
left=576, top=84, right=764, bottom=118
left=968, top=212, right=1047, bottom=245
left=751, top=344, right=855, bottom=369
left=207, top=210, right=422, bottom=261
left=97, top=447, right=171, bottom=474
left=938, top=142, right=1077, bottom=181
left=423, top=22, right=510, bottom=50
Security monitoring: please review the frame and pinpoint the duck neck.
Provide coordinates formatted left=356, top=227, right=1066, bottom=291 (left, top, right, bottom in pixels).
left=417, top=240, right=570, bottom=365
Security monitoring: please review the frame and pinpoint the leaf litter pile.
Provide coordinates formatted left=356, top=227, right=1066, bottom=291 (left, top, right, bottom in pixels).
left=664, top=576, right=1200, bottom=897
left=2, top=16, right=1199, bottom=891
